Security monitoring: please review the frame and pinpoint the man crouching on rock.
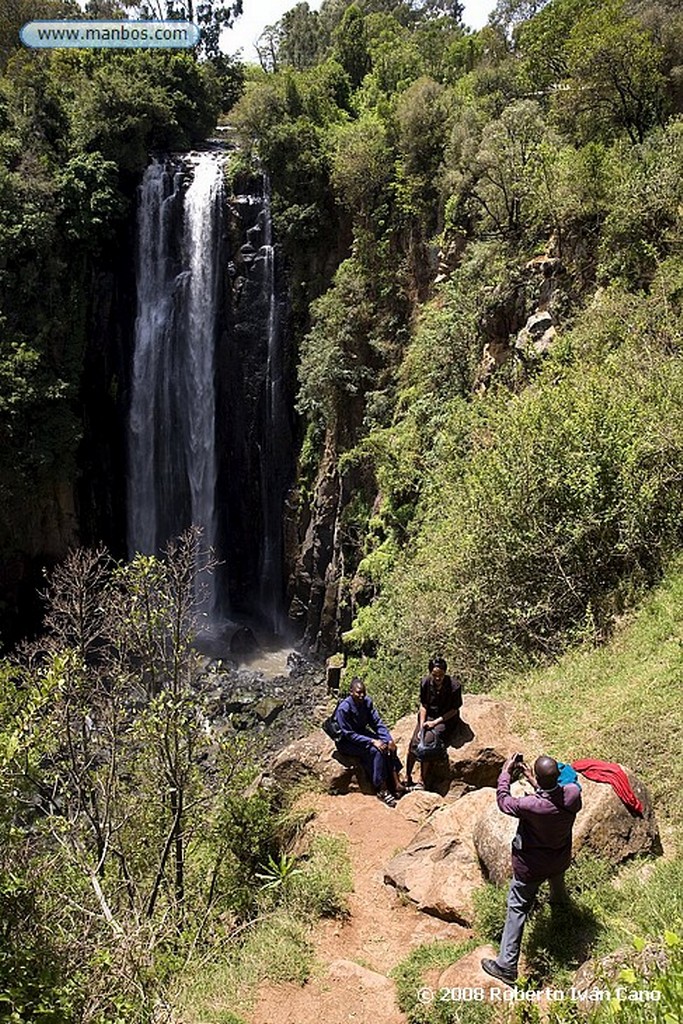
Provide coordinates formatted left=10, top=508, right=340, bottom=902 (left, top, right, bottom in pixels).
left=336, top=678, right=403, bottom=808
left=481, top=754, right=582, bottom=985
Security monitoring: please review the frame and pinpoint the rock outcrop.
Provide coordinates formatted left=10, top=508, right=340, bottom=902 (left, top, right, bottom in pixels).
left=263, top=693, right=523, bottom=799
left=392, top=694, right=525, bottom=793
left=473, top=769, right=661, bottom=883
left=262, top=731, right=375, bottom=795
left=384, top=788, right=495, bottom=924
left=515, top=309, right=557, bottom=355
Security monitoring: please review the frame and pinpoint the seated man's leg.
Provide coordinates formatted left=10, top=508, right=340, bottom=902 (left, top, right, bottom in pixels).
left=497, top=877, right=541, bottom=977
left=406, top=716, right=421, bottom=784
left=337, top=739, right=386, bottom=792
left=367, top=746, right=389, bottom=791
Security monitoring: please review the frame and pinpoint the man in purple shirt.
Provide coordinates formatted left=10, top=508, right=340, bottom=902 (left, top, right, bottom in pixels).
left=481, top=754, right=582, bottom=985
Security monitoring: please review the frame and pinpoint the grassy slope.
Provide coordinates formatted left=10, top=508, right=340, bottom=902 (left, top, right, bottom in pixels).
left=496, top=557, right=683, bottom=851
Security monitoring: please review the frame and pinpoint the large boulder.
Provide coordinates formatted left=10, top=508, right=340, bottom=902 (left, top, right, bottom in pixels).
left=392, top=694, right=524, bottom=793
left=572, top=771, right=660, bottom=862
left=473, top=769, right=661, bottom=883
left=384, top=788, right=496, bottom=924
left=396, top=789, right=444, bottom=824
left=261, top=732, right=374, bottom=795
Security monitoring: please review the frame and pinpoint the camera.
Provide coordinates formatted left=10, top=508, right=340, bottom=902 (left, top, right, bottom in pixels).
left=510, top=752, right=525, bottom=778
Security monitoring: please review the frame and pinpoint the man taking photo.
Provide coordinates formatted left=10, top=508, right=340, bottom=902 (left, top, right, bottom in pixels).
left=481, top=753, right=582, bottom=985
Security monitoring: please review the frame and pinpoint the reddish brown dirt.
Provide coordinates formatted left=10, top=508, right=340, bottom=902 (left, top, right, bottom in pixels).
left=249, top=792, right=471, bottom=1024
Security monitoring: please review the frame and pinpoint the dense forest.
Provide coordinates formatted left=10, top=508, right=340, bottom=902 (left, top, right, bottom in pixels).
left=227, top=0, right=683, bottom=694
left=1, top=0, right=683, bottom=1020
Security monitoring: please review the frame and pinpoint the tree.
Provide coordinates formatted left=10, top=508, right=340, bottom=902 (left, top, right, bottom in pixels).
left=0, top=533, right=268, bottom=1017
left=556, top=0, right=667, bottom=144
left=490, top=0, right=550, bottom=35
left=329, top=112, right=393, bottom=218
left=126, top=0, right=243, bottom=58
left=467, top=99, right=546, bottom=235
left=0, top=0, right=80, bottom=70
left=413, top=0, right=464, bottom=20
left=333, top=4, right=371, bottom=88
left=279, top=2, right=329, bottom=70
left=255, top=22, right=282, bottom=72
left=395, top=76, right=450, bottom=223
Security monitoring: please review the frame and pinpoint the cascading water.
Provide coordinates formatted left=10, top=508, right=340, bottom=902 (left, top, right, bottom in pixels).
left=127, top=152, right=292, bottom=633
left=127, top=152, right=223, bottom=617
left=258, top=181, right=286, bottom=633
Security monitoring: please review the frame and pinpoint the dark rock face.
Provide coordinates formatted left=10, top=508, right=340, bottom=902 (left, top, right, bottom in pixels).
left=215, top=173, right=294, bottom=626
left=201, top=649, right=328, bottom=754
left=286, top=443, right=342, bottom=650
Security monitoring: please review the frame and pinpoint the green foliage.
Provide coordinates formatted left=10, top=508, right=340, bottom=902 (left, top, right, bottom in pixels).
left=329, top=110, right=393, bottom=215
left=556, top=0, right=667, bottom=145
left=277, top=2, right=331, bottom=70
left=64, top=51, right=220, bottom=171
left=175, top=911, right=313, bottom=1022
left=352, top=304, right=683, bottom=687
left=287, top=833, right=353, bottom=917
left=472, top=882, right=509, bottom=943
left=297, top=258, right=379, bottom=433
left=392, top=939, right=479, bottom=1024
left=333, top=4, right=372, bottom=88
left=0, top=537, right=289, bottom=1021
left=597, top=120, right=683, bottom=286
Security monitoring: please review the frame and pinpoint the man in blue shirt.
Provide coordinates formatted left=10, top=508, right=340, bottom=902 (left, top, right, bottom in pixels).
left=335, top=678, right=402, bottom=808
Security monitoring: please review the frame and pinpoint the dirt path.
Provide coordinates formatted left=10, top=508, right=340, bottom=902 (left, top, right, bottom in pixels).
left=250, top=792, right=471, bottom=1024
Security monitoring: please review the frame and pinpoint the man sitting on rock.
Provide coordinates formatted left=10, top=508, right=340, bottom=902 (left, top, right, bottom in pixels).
left=335, top=678, right=402, bottom=808
left=481, top=754, right=582, bottom=985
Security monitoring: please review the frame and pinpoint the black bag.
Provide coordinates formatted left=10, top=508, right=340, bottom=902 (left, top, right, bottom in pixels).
left=322, top=704, right=342, bottom=742
left=415, top=727, right=446, bottom=762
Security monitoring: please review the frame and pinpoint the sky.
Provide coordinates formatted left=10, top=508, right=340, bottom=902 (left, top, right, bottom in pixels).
left=223, top=0, right=495, bottom=61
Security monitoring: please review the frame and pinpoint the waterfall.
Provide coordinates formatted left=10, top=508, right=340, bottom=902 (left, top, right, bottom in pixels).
left=127, top=154, right=292, bottom=633
left=258, top=181, right=286, bottom=633
left=127, top=153, right=223, bottom=617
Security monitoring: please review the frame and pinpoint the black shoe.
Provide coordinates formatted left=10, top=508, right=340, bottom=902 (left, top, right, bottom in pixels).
left=481, top=958, right=517, bottom=985
left=377, top=789, right=397, bottom=808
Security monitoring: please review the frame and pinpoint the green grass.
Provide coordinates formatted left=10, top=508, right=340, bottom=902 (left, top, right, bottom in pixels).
left=286, top=832, right=353, bottom=918
left=173, top=911, right=313, bottom=1023
left=172, top=830, right=353, bottom=1022
left=391, top=939, right=481, bottom=1024
left=496, top=558, right=683, bottom=848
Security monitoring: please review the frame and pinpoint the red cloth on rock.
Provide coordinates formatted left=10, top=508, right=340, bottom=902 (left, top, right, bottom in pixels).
left=571, top=758, right=644, bottom=816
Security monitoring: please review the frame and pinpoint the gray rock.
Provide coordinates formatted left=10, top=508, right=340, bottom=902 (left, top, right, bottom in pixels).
left=384, top=789, right=495, bottom=924
left=515, top=310, right=557, bottom=355
left=261, top=731, right=375, bottom=795
left=253, top=697, right=284, bottom=725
